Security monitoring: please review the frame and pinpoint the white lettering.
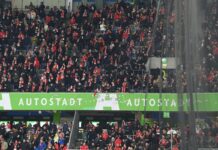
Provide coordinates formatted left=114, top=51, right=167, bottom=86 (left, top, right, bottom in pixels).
left=171, top=99, right=176, bottom=107
left=35, top=98, right=39, bottom=105
left=70, top=98, right=75, bottom=105
left=77, top=98, right=82, bottom=106
left=41, top=98, right=47, bottom=106
left=127, top=99, right=132, bottom=106
left=157, top=99, right=162, bottom=106
left=165, top=99, right=169, bottom=106
left=26, top=98, right=32, bottom=106
left=49, top=98, right=54, bottom=106
left=62, top=98, right=68, bottom=106
left=149, top=99, right=155, bottom=107
left=56, top=98, right=61, bottom=106
left=18, top=98, right=24, bottom=106
left=142, top=99, right=146, bottom=106
left=134, top=99, right=140, bottom=106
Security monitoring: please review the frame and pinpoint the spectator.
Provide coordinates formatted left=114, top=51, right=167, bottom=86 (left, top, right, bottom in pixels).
left=0, top=1, right=155, bottom=93
left=114, top=136, right=122, bottom=150
left=37, top=139, right=47, bottom=150
left=159, top=135, right=169, bottom=150
left=0, top=121, right=71, bottom=150
left=80, top=142, right=89, bottom=150
left=0, top=136, right=8, bottom=150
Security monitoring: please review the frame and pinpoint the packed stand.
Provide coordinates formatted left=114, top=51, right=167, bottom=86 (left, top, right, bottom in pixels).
left=196, top=118, right=218, bottom=148
left=0, top=1, right=159, bottom=93
left=0, top=0, right=217, bottom=93
left=0, top=121, right=71, bottom=150
left=80, top=118, right=218, bottom=150
left=80, top=120, right=180, bottom=150
left=199, top=0, right=218, bottom=92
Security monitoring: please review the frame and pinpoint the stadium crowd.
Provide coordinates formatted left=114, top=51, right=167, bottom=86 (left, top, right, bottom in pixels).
left=0, top=0, right=179, bottom=93
left=80, top=118, right=218, bottom=150
left=0, top=121, right=71, bottom=150
left=0, top=0, right=217, bottom=93
left=1, top=119, right=218, bottom=150
left=0, top=1, right=217, bottom=150
left=81, top=120, right=179, bottom=150
left=200, top=0, right=218, bottom=92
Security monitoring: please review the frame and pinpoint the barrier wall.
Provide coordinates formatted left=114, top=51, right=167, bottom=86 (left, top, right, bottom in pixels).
left=11, top=0, right=134, bottom=11
left=12, top=0, right=65, bottom=10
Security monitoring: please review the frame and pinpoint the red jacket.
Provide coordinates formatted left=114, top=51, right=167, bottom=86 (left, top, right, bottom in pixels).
left=0, top=31, right=5, bottom=39
left=115, top=137, right=122, bottom=147
left=102, top=132, right=109, bottom=141
left=80, top=145, right=88, bottom=150
left=34, top=57, right=40, bottom=69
